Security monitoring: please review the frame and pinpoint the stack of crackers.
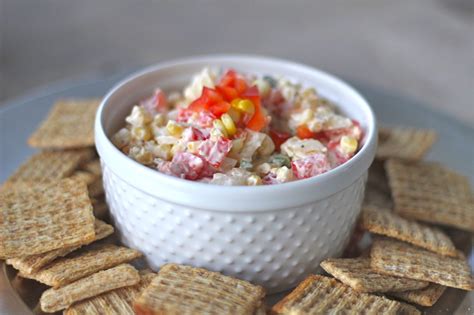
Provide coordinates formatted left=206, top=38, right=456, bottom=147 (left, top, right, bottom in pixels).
left=1, top=100, right=146, bottom=313
left=272, top=126, right=474, bottom=314
left=2, top=99, right=473, bottom=315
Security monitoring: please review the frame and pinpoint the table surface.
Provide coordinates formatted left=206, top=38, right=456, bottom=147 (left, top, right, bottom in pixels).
left=1, top=0, right=473, bottom=126
left=0, top=70, right=473, bottom=315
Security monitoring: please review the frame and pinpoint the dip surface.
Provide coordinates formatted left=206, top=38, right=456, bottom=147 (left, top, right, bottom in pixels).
left=112, top=68, right=362, bottom=185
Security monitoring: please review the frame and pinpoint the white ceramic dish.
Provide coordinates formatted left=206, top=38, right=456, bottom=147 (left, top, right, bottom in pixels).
left=95, top=55, right=377, bottom=292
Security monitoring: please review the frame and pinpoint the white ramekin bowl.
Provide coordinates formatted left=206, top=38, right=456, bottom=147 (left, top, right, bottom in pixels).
left=95, top=55, right=377, bottom=293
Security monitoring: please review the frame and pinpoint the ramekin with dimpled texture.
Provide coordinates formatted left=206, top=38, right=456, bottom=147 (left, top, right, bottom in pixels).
left=95, top=55, right=377, bottom=293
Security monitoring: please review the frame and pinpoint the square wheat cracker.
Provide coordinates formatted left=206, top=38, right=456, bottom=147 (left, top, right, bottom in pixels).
left=320, top=258, right=428, bottom=293
left=389, top=283, right=446, bottom=307
left=370, top=239, right=474, bottom=291
left=364, top=161, right=393, bottom=208
left=81, top=159, right=102, bottom=176
left=0, top=178, right=95, bottom=259
left=69, top=171, right=99, bottom=186
left=360, top=206, right=457, bottom=256
left=28, top=99, right=101, bottom=149
left=40, top=264, right=140, bottom=313
left=20, top=244, right=142, bottom=288
left=88, top=177, right=105, bottom=198
left=64, top=271, right=156, bottom=315
left=134, top=263, right=265, bottom=315
left=272, top=274, right=420, bottom=315
left=6, top=220, right=113, bottom=274
left=385, top=159, right=474, bottom=232
left=1, top=148, right=95, bottom=188
left=376, top=126, right=437, bottom=161
left=386, top=159, right=472, bottom=200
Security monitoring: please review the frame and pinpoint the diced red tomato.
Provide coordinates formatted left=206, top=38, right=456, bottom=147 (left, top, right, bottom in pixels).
left=188, top=87, right=230, bottom=118
left=241, top=85, right=259, bottom=98
left=291, top=153, right=331, bottom=179
left=296, top=125, right=315, bottom=139
left=177, top=109, right=216, bottom=128
left=269, top=130, right=291, bottom=150
left=177, top=108, right=194, bottom=123
left=217, top=70, right=248, bottom=101
left=198, top=137, right=232, bottom=167
left=216, top=86, right=239, bottom=101
left=140, top=88, right=167, bottom=115
left=242, top=86, right=266, bottom=131
left=169, top=152, right=204, bottom=180
left=187, top=72, right=267, bottom=131
left=313, top=131, right=330, bottom=143
left=200, top=161, right=219, bottom=178
left=268, top=89, right=285, bottom=105
left=327, top=149, right=351, bottom=168
left=195, top=111, right=217, bottom=128
left=155, top=159, right=174, bottom=176
left=324, top=120, right=362, bottom=143
left=182, top=127, right=208, bottom=141
left=208, top=101, right=231, bottom=117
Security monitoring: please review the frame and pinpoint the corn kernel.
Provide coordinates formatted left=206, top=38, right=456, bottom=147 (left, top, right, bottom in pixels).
left=231, top=98, right=242, bottom=108
left=131, top=126, right=152, bottom=141
left=340, top=136, right=358, bottom=154
left=129, top=147, right=153, bottom=165
left=166, top=120, right=184, bottom=137
left=236, top=99, right=255, bottom=115
left=187, top=141, right=200, bottom=154
left=171, top=141, right=186, bottom=156
left=152, top=114, right=166, bottom=127
left=125, top=105, right=152, bottom=127
left=247, top=174, right=262, bottom=186
left=229, top=137, right=245, bottom=156
left=136, top=151, right=153, bottom=164
left=227, top=107, right=241, bottom=123
left=213, top=119, right=228, bottom=138
left=220, top=113, right=237, bottom=136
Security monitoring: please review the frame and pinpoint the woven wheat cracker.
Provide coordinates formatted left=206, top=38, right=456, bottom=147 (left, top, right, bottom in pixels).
left=320, top=258, right=428, bottom=293
left=360, top=206, right=457, bottom=256
left=0, top=179, right=95, bottom=258
left=28, top=99, right=101, bottom=149
left=389, top=283, right=446, bottom=307
left=272, top=275, right=420, bottom=315
left=88, top=178, right=105, bottom=198
left=134, top=263, right=265, bottom=315
left=370, top=239, right=474, bottom=291
left=2, top=148, right=95, bottom=188
left=364, top=161, right=393, bottom=208
left=376, top=126, right=437, bottom=161
left=386, top=159, right=474, bottom=232
left=69, top=171, right=99, bottom=186
left=364, top=185, right=393, bottom=209
left=6, top=220, right=113, bottom=274
left=81, top=159, right=102, bottom=176
left=40, top=264, right=140, bottom=313
left=92, top=198, right=109, bottom=220
left=20, top=244, right=142, bottom=288
left=64, top=271, right=156, bottom=315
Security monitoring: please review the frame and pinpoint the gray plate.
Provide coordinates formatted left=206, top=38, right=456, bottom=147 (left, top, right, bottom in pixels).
left=0, top=73, right=472, bottom=314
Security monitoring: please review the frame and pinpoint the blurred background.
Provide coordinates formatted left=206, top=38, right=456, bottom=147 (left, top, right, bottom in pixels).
left=1, top=0, right=473, bottom=124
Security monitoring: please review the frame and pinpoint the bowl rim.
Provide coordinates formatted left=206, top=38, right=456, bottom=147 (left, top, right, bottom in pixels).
left=95, top=54, right=377, bottom=212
